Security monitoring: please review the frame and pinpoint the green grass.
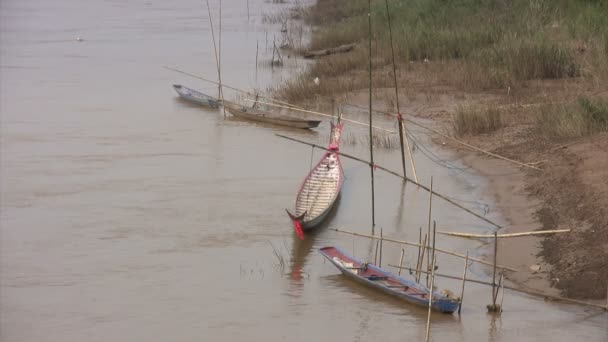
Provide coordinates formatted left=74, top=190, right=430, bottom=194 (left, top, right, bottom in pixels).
left=291, top=0, right=608, bottom=92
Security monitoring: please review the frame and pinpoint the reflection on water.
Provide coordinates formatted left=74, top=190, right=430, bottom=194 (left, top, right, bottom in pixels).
left=1, top=0, right=607, bottom=341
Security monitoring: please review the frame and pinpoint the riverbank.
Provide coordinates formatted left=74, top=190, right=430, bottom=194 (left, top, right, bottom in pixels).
left=275, top=0, right=608, bottom=301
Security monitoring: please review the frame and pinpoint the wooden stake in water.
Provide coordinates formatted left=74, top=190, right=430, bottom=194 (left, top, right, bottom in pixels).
left=331, top=98, right=335, bottom=118
left=493, top=231, right=498, bottom=304
left=367, top=0, right=375, bottom=232
left=255, top=40, right=259, bottom=86
left=487, top=231, right=502, bottom=313
left=403, top=122, right=418, bottom=182
left=425, top=256, right=437, bottom=342
left=271, top=37, right=275, bottom=70
left=426, top=177, right=434, bottom=287
left=374, top=240, right=380, bottom=265
left=500, top=273, right=505, bottom=312
left=247, top=0, right=250, bottom=21
left=431, top=221, right=437, bottom=288
left=329, top=227, right=520, bottom=271
left=417, top=234, right=427, bottom=282
left=389, top=263, right=608, bottom=310
left=218, top=0, right=222, bottom=100
left=379, top=228, right=383, bottom=268
left=383, top=0, right=409, bottom=179
left=495, top=273, right=504, bottom=308
left=458, top=251, right=469, bottom=315
left=416, top=227, right=422, bottom=279
left=398, top=248, right=405, bottom=276
left=204, top=0, right=226, bottom=118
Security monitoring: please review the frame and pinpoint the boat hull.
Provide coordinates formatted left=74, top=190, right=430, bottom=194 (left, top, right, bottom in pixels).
left=225, top=103, right=320, bottom=129
left=290, top=122, right=344, bottom=230
left=173, top=84, right=220, bottom=108
left=319, top=246, right=460, bottom=313
left=300, top=193, right=340, bottom=230
left=294, top=151, right=343, bottom=229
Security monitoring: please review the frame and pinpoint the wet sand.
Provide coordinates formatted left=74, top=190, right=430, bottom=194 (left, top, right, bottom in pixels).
left=459, top=153, right=557, bottom=295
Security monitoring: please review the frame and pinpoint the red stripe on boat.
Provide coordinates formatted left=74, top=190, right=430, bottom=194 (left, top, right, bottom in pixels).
left=293, top=219, right=304, bottom=240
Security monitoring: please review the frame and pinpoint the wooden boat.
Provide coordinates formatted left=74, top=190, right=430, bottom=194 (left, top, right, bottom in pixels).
left=319, top=246, right=461, bottom=313
left=173, top=84, right=220, bottom=108
left=286, top=122, right=343, bottom=238
left=224, top=101, right=321, bottom=129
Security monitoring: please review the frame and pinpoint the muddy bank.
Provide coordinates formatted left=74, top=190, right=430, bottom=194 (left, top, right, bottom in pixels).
left=457, top=153, right=557, bottom=295
left=432, top=120, right=608, bottom=301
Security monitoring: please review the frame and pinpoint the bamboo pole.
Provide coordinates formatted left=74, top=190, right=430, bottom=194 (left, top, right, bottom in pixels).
left=438, top=229, right=571, bottom=239
left=492, top=231, right=498, bottom=306
left=458, top=251, right=469, bottom=315
left=314, top=96, right=542, bottom=171
left=398, top=248, right=405, bottom=276
left=271, top=38, right=275, bottom=70
left=403, top=121, right=418, bottom=182
left=274, top=133, right=503, bottom=228
left=330, top=228, right=519, bottom=272
left=204, top=0, right=226, bottom=118
left=248, top=99, right=395, bottom=133
left=416, top=227, right=422, bottom=280
left=218, top=0, right=222, bottom=100
left=246, top=0, right=250, bottom=21
left=430, top=221, right=437, bottom=288
left=162, top=66, right=306, bottom=111
left=374, top=240, right=379, bottom=265
left=425, top=256, right=436, bottom=342
left=494, top=273, right=504, bottom=304
left=367, top=0, right=375, bottom=233
left=500, top=273, right=505, bottom=312
left=388, top=264, right=608, bottom=310
left=255, top=40, right=258, bottom=86
left=426, top=178, right=433, bottom=287
left=383, top=0, right=406, bottom=179
left=379, top=228, right=383, bottom=267
left=416, top=234, right=427, bottom=282
left=245, top=97, right=305, bottom=111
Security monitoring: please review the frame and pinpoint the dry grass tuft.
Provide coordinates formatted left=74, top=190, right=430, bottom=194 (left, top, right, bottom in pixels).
left=453, top=105, right=503, bottom=136
left=537, top=97, right=608, bottom=139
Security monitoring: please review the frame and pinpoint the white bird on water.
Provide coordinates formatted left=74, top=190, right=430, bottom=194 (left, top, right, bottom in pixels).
left=313, top=77, right=320, bottom=86
left=76, top=37, right=83, bottom=42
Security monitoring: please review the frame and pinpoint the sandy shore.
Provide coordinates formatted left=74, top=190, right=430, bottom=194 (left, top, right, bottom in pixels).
left=340, top=87, right=607, bottom=301
left=458, top=152, right=559, bottom=296
left=437, top=124, right=608, bottom=302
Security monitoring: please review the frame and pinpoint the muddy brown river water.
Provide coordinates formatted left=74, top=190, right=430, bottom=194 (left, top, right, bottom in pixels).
left=1, top=0, right=606, bottom=341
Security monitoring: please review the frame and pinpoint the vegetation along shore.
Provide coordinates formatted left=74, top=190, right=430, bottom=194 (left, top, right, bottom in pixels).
left=274, top=0, right=608, bottom=300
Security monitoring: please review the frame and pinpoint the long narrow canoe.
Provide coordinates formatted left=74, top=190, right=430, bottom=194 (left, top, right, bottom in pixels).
left=286, top=122, right=343, bottom=238
left=173, top=84, right=220, bottom=108
left=224, top=101, right=321, bottom=129
left=319, top=246, right=461, bottom=313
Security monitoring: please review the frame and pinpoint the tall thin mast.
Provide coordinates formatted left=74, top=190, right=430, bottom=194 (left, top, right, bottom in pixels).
left=368, top=0, right=375, bottom=232
left=218, top=0, right=222, bottom=99
left=205, top=0, right=226, bottom=117
left=384, top=0, right=417, bottom=180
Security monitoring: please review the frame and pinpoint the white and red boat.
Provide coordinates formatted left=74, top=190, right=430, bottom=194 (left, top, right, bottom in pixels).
left=287, top=121, right=344, bottom=239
